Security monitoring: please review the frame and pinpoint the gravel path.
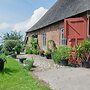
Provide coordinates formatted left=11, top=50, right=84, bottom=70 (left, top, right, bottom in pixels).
left=17, top=54, right=90, bottom=90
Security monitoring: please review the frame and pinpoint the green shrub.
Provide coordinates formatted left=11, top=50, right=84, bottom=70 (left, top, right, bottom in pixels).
left=2, top=48, right=10, bottom=55
left=3, top=40, right=20, bottom=55
left=32, top=49, right=39, bottom=55
left=76, top=40, right=90, bottom=61
left=31, top=37, right=38, bottom=49
left=52, top=46, right=71, bottom=64
left=0, top=54, right=6, bottom=59
left=25, top=37, right=39, bottom=55
left=25, top=48, right=33, bottom=54
left=15, top=43, right=22, bottom=54
left=82, top=40, right=90, bottom=53
left=24, top=58, right=34, bottom=70
left=52, top=47, right=62, bottom=64
left=3, top=31, right=23, bottom=55
left=76, top=44, right=85, bottom=60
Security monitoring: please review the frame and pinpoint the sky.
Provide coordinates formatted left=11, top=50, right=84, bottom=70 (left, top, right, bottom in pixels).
left=0, top=0, right=57, bottom=41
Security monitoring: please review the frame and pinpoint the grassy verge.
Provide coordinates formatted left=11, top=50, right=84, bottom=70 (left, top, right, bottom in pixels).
left=0, top=56, right=51, bottom=90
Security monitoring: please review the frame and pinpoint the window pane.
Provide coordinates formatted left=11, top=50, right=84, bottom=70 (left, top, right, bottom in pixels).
left=42, top=33, right=46, bottom=46
left=62, top=33, right=64, bottom=38
left=60, top=28, right=67, bottom=45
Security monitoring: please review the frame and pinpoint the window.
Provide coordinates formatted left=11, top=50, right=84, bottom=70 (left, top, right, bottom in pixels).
left=42, top=32, right=46, bottom=47
left=60, top=28, right=67, bottom=45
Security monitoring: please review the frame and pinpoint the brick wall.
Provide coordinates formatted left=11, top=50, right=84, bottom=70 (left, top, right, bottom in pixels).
left=26, top=21, right=64, bottom=50
left=38, top=21, right=64, bottom=50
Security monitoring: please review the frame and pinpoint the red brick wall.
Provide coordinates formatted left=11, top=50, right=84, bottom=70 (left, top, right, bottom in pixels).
left=37, top=21, right=64, bottom=50
left=26, top=21, right=64, bottom=50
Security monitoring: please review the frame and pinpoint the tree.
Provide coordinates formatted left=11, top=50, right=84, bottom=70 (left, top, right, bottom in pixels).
left=3, top=31, right=23, bottom=55
left=3, top=31, right=22, bottom=42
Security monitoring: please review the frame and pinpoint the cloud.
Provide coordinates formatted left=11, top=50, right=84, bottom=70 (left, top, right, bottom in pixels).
left=0, top=22, right=11, bottom=30
left=13, top=7, right=48, bottom=32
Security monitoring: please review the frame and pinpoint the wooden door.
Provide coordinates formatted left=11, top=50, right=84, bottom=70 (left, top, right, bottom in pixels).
left=64, top=17, right=87, bottom=46
left=64, top=17, right=87, bottom=65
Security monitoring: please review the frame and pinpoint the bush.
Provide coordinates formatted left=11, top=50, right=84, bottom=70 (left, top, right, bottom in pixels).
left=82, top=40, right=90, bottom=53
left=25, top=37, right=39, bottom=55
left=32, top=49, right=39, bottom=55
left=3, top=31, right=23, bottom=55
left=15, top=43, right=22, bottom=54
left=24, top=58, right=34, bottom=70
left=26, top=48, right=33, bottom=54
left=3, top=40, right=20, bottom=55
left=52, top=47, right=62, bottom=64
left=52, top=46, right=71, bottom=64
left=76, top=40, right=90, bottom=61
left=76, top=44, right=85, bottom=60
left=3, top=49, right=10, bottom=56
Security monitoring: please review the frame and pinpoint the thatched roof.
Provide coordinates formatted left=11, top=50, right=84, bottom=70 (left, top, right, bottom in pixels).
left=27, top=0, right=90, bottom=33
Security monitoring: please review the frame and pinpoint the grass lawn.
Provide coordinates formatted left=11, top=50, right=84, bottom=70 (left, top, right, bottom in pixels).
left=0, top=56, right=51, bottom=90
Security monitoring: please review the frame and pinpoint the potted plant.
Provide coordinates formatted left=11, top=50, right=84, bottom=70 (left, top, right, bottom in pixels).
left=52, top=46, right=71, bottom=65
left=60, top=46, right=72, bottom=66
left=23, top=58, right=34, bottom=70
left=76, top=40, right=90, bottom=68
left=51, top=47, right=62, bottom=64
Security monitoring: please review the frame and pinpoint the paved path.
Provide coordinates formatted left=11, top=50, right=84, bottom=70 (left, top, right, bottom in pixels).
left=17, top=54, right=90, bottom=90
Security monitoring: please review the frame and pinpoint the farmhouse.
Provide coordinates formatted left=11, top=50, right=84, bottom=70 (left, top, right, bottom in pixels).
left=26, top=0, right=90, bottom=50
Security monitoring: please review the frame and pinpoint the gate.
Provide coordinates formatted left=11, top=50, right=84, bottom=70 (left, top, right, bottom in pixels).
left=64, top=17, right=87, bottom=65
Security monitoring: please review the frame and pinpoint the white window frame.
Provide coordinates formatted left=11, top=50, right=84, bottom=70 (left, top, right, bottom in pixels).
left=42, top=32, right=46, bottom=49
left=60, top=28, right=67, bottom=45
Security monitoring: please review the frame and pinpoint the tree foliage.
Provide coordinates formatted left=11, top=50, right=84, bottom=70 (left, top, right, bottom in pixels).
left=3, top=31, right=22, bottom=41
left=3, top=31, right=23, bottom=55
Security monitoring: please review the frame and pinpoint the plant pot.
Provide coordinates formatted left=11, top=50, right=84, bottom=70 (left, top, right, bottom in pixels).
left=60, top=59, right=68, bottom=66
left=46, top=54, right=51, bottom=59
left=19, top=58, right=26, bottom=63
left=82, top=61, right=90, bottom=68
